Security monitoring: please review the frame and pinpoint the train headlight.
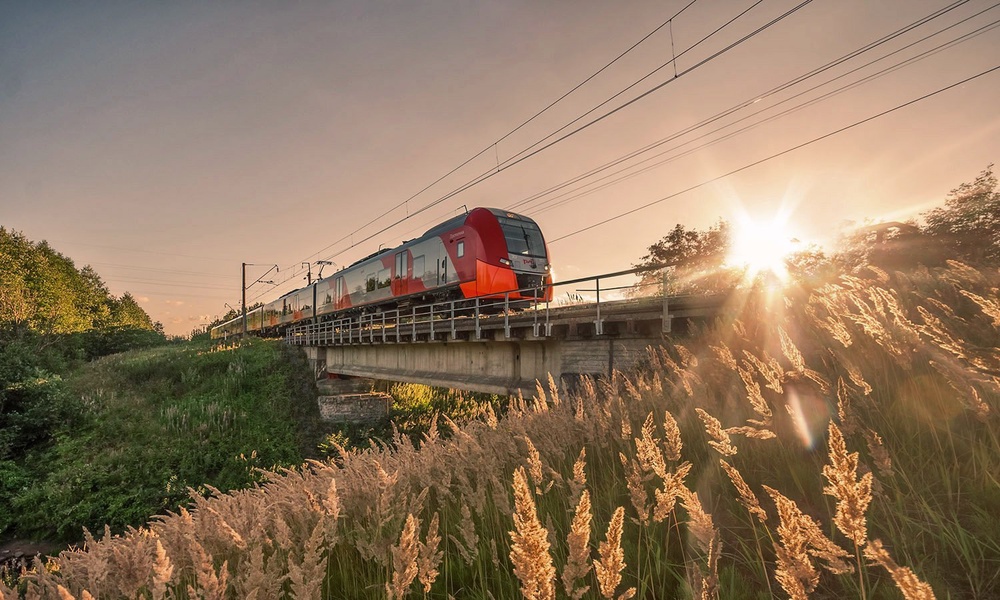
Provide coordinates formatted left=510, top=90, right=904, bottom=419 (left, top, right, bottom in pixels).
left=544, top=264, right=550, bottom=271
left=500, top=258, right=511, bottom=266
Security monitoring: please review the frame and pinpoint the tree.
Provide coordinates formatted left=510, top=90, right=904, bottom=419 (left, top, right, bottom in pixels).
left=832, top=220, right=936, bottom=272
left=0, top=228, right=159, bottom=335
left=631, top=220, right=735, bottom=295
left=110, top=292, right=155, bottom=330
left=922, top=164, right=1000, bottom=265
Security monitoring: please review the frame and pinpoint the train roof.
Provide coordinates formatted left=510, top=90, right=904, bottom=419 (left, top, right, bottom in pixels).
left=419, top=207, right=538, bottom=238
left=421, top=212, right=470, bottom=238
left=346, top=246, right=394, bottom=269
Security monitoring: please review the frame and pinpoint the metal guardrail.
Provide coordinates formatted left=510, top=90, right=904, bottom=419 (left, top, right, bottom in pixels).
left=285, top=265, right=675, bottom=347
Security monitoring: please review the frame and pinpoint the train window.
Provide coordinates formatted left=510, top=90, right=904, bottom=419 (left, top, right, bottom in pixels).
left=457, top=240, right=465, bottom=258
left=413, top=255, right=425, bottom=281
left=395, top=251, right=408, bottom=279
left=498, top=216, right=546, bottom=257
left=377, top=268, right=391, bottom=289
left=366, top=273, right=376, bottom=292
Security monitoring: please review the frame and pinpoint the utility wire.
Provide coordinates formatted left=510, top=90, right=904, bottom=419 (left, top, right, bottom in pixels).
left=245, top=0, right=976, bottom=305
left=506, top=0, right=978, bottom=213
left=500, top=0, right=767, bottom=167
left=87, top=261, right=238, bottom=279
left=524, top=6, right=1000, bottom=216
left=548, top=64, right=1000, bottom=243
left=393, top=0, right=987, bottom=248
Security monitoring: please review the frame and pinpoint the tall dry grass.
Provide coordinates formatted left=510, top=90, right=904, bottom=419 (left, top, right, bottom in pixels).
left=5, top=260, right=998, bottom=599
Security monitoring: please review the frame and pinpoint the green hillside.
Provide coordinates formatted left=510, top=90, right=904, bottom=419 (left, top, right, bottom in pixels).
left=8, top=339, right=323, bottom=540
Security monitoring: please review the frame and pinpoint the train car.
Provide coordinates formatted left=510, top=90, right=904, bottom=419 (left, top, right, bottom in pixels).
left=210, top=306, right=263, bottom=340
left=213, top=207, right=552, bottom=338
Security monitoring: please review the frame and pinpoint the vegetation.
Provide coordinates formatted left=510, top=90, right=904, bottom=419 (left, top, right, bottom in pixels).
left=0, top=228, right=161, bottom=336
left=8, top=258, right=996, bottom=599
left=318, top=382, right=508, bottom=456
left=1, top=229, right=170, bottom=540
left=6, top=166, right=997, bottom=599
left=632, top=220, right=732, bottom=295
left=4, top=339, right=326, bottom=541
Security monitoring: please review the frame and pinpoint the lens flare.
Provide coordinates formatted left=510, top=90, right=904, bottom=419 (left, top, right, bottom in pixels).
left=726, top=215, right=799, bottom=280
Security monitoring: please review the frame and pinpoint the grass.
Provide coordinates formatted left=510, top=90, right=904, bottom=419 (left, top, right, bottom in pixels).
left=6, top=338, right=325, bottom=541
left=4, top=260, right=999, bottom=599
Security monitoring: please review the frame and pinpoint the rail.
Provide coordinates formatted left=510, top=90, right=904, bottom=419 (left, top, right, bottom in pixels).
left=284, top=264, right=678, bottom=347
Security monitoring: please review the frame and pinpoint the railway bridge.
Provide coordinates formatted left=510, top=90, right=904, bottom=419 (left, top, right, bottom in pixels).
left=285, top=269, right=728, bottom=395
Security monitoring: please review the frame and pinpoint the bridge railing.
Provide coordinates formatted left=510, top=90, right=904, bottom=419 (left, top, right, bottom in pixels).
left=284, top=263, right=676, bottom=346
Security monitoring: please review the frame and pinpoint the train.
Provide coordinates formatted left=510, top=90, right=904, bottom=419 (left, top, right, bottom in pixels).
left=211, top=207, right=553, bottom=339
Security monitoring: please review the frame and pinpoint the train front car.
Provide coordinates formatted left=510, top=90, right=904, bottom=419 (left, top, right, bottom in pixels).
left=459, top=208, right=553, bottom=302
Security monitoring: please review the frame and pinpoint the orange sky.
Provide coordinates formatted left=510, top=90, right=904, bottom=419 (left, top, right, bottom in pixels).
left=2, top=0, right=998, bottom=336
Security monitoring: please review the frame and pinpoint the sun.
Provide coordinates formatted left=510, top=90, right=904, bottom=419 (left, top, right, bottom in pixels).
left=726, top=215, right=799, bottom=280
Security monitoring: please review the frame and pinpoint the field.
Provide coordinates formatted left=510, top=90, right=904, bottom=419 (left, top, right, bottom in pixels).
left=4, top=260, right=999, bottom=599
left=2, top=339, right=324, bottom=542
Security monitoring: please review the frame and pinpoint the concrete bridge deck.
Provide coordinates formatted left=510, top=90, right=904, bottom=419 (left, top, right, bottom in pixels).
left=291, top=293, right=728, bottom=395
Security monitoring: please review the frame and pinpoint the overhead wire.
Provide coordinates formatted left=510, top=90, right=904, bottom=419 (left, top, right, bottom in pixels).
left=505, top=0, right=978, bottom=214
left=520, top=4, right=1000, bottom=217
left=101, top=277, right=240, bottom=291
left=499, top=0, right=767, bottom=167
left=86, top=261, right=238, bottom=279
left=547, top=64, right=1000, bottom=243
left=39, top=238, right=242, bottom=263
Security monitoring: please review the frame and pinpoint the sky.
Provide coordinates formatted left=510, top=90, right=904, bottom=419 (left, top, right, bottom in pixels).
left=1, top=0, right=998, bottom=336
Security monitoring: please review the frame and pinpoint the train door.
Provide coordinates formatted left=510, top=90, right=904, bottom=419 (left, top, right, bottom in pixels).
left=438, top=257, right=448, bottom=285
left=394, top=251, right=408, bottom=296
left=335, top=276, right=344, bottom=310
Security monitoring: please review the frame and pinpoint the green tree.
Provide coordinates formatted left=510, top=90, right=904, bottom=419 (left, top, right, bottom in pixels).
left=0, top=229, right=33, bottom=325
left=632, top=220, right=734, bottom=295
left=922, top=164, right=1000, bottom=265
left=0, top=228, right=159, bottom=334
left=110, top=292, right=155, bottom=330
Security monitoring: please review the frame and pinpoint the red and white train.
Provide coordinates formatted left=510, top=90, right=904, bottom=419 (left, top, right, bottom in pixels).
left=212, top=207, right=552, bottom=339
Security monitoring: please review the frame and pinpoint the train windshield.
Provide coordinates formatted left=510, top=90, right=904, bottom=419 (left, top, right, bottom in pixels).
left=498, top=216, right=546, bottom=258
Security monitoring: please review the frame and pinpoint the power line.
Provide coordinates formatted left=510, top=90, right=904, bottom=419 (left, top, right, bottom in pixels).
left=521, top=6, right=1000, bottom=217
left=243, top=1, right=986, bottom=306
left=86, top=261, right=238, bottom=279
left=37, top=239, right=241, bottom=263
left=506, top=0, right=980, bottom=214
left=102, top=277, right=239, bottom=291
left=548, top=64, right=1000, bottom=243
left=251, top=1, right=779, bottom=300
left=500, top=0, right=767, bottom=167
